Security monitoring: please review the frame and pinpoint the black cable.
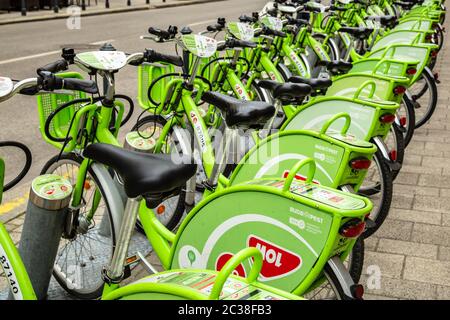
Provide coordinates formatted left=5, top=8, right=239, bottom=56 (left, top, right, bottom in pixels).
left=0, top=141, right=32, bottom=191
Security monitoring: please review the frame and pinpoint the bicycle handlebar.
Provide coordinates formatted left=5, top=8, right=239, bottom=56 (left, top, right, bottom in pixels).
left=217, top=38, right=257, bottom=51
left=36, top=70, right=98, bottom=94
left=37, top=59, right=69, bottom=74
left=144, top=49, right=183, bottom=67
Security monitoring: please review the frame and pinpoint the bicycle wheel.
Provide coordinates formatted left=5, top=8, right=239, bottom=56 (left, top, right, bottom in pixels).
left=385, top=124, right=406, bottom=181
left=242, top=76, right=272, bottom=103
left=304, top=242, right=364, bottom=300
left=347, top=237, right=365, bottom=283
left=131, top=115, right=187, bottom=231
left=357, top=150, right=393, bottom=238
left=41, top=152, right=115, bottom=299
left=409, top=67, right=438, bottom=129
left=397, top=94, right=416, bottom=147
left=312, top=33, right=340, bottom=61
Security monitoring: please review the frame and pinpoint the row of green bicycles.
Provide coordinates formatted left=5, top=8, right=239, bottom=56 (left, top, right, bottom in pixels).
left=0, top=0, right=445, bottom=300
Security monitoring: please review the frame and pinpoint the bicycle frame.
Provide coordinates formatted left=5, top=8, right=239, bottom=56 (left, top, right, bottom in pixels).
left=0, top=158, right=36, bottom=300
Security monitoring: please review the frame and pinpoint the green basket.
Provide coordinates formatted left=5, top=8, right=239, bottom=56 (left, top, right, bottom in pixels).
left=37, top=72, right=88, bottom=151
left=137, top=62, right=175, bottom=112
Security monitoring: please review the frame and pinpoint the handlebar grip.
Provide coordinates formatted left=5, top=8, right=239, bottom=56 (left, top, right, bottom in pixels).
left=230, top=39, right=257, bottom=49
left=37, top=71, right=98, bottom=94
left=37, top=59, right=69, bottom=73
left=148, top=27, right=171, bottom=39
left=19, top=86, right=40, bottom=96
left=263, top=27, right=286, bottom=38
left=144, top=49, right=184, bottom=67
left=217, top=42, right=227, bottom=51
left=62, top=78, right=98, bottom=94
left=239, top=14, right=257, bottom=23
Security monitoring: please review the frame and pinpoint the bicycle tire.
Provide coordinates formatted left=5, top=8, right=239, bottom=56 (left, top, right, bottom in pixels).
left=400, top=94, right=416, bottom=147
left=389, top=124, right=406, bottom=181
left=412, top=67, right=438, bottom=129
left=358, top=150, right=393, bottom=238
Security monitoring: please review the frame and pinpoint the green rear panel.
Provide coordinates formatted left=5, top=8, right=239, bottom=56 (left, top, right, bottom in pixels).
left=326, top=75, right=393, bottom=101
left=367, top=45, right=433, bottom=83
left=170, top=183, right=370, bottom=292
left=229, top=131, right=375, bottom=190
left=283, top=99, right=377, bottom=140
left=172, top=190, right=333, bottom=291
left=371, top=31, right=427, bottom=51
left=230, top=133, right=345, bottom=187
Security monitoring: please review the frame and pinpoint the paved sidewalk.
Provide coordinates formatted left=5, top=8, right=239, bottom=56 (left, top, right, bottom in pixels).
left=0, top=0, right=223, bottom=25
left=359, top=19, right=450, bottom=299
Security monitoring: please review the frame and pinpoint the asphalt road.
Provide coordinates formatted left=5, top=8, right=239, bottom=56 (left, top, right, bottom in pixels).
left=0, top=0, right=266, bottom=213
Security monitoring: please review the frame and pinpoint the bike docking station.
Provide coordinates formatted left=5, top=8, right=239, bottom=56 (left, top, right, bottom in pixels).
left=8, top=174, right=73, bottom=300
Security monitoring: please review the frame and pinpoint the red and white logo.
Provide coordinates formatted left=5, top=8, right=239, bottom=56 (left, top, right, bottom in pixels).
left=248, top=235, right=302, bottom=280
left=190, top=111, right=198, bottom=124
left=282, top=170, right=320, bottom=185
left=215, top=252, right=247, bottom=277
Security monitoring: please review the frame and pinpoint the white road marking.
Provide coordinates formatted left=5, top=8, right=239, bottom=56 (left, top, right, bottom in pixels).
left=0, top=39, right=115, bottom=65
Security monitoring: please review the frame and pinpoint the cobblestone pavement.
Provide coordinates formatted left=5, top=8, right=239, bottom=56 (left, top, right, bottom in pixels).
left=1, top=11, right=450, bottom=301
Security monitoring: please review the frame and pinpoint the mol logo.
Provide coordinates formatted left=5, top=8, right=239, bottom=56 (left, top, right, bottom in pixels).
left=248, top=235, right=302, bottom=280
left=215, top=252, right=247, bottom=277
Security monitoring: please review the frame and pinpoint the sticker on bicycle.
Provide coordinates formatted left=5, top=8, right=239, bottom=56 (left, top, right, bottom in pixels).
left=260, top=16, right=283, bottom=31
left=31, top=174, right=73, bottom=200
left=248, top=235, right=302, bottom=280
left=0, top=246, right=23, bottom=300
left=288, top=52, right=308, bottom=77
left=190, top=111, right=207, bottom=152
left=125, top=131, right=156, bottom=151
left=0, top=77, right=13, bottom=98
left=234, top=83, right=249, bottom=100
left=290, top=183, right=367, bottom=210
left=181, top=35, right=217, bottom=58
left=227, top=22, right=255, bottom=41
left=75, top=51, right=127, bottom=71
left=133, top=270, right=288, bottom=300
left=216, top=252, right=247, bottom=277
left=282, top=170, right=320, bottom=185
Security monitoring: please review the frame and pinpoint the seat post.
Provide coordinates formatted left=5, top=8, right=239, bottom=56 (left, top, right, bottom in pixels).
left=205, top=126, right=235, bottom=188
left=104, top=196, right=141, bottom=283
left=260, top=99, right=283, bottom=139
left=367, top=27, right=380, bottom=51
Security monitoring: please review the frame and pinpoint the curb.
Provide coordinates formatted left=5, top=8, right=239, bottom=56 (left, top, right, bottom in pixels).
left=0, top=0, right=225, bottom=26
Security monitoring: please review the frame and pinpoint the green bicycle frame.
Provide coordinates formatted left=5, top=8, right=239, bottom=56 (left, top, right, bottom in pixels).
left=0, top=158, right=36, bottom=300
